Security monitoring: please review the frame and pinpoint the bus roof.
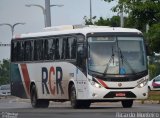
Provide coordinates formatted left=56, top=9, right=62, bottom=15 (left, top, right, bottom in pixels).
left=13, top=25, right=142, bottom=39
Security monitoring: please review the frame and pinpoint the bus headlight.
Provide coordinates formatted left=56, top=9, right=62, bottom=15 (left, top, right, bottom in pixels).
left=137, top=79, right=148, bottom=88
left=89, top=79, right=102, bottom=88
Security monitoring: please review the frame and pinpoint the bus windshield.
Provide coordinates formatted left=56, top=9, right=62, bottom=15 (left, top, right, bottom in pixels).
left=88, top=36, right=147, bottom=75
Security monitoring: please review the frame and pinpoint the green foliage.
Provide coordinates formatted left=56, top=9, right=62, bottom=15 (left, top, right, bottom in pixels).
left=84, top=15, right=136, bottom=28
left=130, top=0, right=160, bottom=25
left=149, top=64, right=157, bottom=80
left=94, top=17, right=110, bottom=26
left=148, top=91, right=160, bottom=101
left=148, top=62, right=160, bottom=80
left=147, top=23, right=160, bottom=53
left=84, top=18, right=93, bottom=25
left=94, top=16, right=120, bottom=27
left=103, top=0, right=160, bottom=32
left=0, top=59, right=10, bottom=85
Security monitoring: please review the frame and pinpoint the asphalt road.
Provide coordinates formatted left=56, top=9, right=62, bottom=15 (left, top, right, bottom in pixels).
left=0, top=96, right=160, bottom=118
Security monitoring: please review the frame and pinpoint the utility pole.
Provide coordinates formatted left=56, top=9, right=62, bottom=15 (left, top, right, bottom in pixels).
left=90, top=0, right=92, bottom=24
left=26, top=4, right=47, bottom=27
left=45, top=0, right=51, bottom=27
left=120, top=3, right=124, bottom=27
left=26, top=0, right=63, bottom=27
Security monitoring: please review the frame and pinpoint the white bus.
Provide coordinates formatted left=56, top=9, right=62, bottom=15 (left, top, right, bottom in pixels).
left=10, top=25, right=148, bottom=108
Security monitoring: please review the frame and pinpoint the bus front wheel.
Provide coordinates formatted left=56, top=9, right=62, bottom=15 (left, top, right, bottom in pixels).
left=30, top=85, right=49, bottom=108
left=70, top=84, right=80, bottom=108
left=70, top=84, right=91, bottom=108
left=121, top=100, right=133, bottom=108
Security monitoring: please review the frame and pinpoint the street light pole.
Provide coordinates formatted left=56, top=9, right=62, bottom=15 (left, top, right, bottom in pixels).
left=120, top=4, right=124, bottom=27
left=45, top=0, right=51, bottom=27
left=25, top=4, right=47, bottom=27
left=26, top=1, right=64, bottom=27
left=0, top=23, right=25, bottom=37
left=90, top=0, right=92, bottom=23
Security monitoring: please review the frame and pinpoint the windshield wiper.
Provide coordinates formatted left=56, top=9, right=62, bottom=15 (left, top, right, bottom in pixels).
left=103, top=46, right=115, bottom=76
left=118, top=47, right=135, bottom=74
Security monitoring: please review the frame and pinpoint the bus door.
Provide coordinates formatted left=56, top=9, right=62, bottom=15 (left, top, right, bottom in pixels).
left=76, top=44, right=88, bottom=98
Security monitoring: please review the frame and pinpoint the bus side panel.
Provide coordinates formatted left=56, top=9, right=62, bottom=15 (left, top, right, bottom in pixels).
left=27, top=62, right=75, bottom=100
left=10, top=63, right=28, bottom=98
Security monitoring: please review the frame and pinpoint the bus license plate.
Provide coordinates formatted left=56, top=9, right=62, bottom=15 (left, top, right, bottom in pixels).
left=115, top=93, right=126, bottom=97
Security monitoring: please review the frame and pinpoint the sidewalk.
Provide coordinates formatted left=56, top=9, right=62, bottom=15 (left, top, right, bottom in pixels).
left=1, top=96, right=160, bottom=105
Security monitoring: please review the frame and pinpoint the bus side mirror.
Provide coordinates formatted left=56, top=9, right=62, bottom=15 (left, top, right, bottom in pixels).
left=79, top=50, right=87, bottom=59
left=77, top=44, right=87, bottom=59
left=77, top=44, right=87, bottom=71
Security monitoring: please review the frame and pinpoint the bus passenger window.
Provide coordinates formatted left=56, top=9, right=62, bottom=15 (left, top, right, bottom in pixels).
left=71, top=38, right=77, bottom=59
left=11, top=42, right=17, bottom=62
left=65, top=38, right=70, bottom=59
left=59, top=38, right=63, bottom=59
left=49, top=39, right=55, bottom=60
left=62, top=38, right=70, bottom=59
left=16, top=41, right=24, bottom=61
left=55, top=39, right=60, bottom=60
left=24, top=41, right=32, bottom=61
left=44, top=38, right=56, bottom=60
left=44, top=40, right=49, bottom=60
left=11, top=41, right=24, bottom=62
left=77, top=44, right=86, bottom=71
left=34, top=40, right=44, bottom=61
left=61, top=39, right=65, bottom=59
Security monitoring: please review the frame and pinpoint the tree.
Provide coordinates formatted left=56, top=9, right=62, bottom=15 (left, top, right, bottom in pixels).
left=0, top=59, right=10, bottom=85
left=147, top=23, right=160, bottom=53
left=103, top=0, right=160, bottom=32
left=83, top=16, right=93, bottom=25
left=83, top=16, right=97, bottom=25
left=94, top=17, right=110, bottom=26
left=95, top=16, right=120, bottom=27
left=84, top=16, right=120, bottom=27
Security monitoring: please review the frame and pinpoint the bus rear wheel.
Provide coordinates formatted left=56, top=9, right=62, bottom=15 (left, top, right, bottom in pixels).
left=30, top=85, right=49, bottom=108
left=121, top=100, right=133, bottom=108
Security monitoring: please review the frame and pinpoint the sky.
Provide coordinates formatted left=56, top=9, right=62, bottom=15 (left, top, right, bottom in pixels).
left=0, top=0, right=117, bottom=61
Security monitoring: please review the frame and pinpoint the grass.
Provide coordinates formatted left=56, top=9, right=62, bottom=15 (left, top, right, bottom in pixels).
left=141, top=91, right=160, bottom=104
left=148, top=91, right=160, bottom=100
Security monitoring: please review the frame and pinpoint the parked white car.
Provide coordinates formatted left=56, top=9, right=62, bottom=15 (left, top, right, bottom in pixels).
left=148, top=75, right=160, bottom=91
left=0, top=84, right=11, bottom=96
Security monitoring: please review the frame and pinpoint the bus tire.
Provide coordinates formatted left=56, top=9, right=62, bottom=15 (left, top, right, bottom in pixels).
left=70, top=84, right=81, bottom=109
left=79, top=100, right=91, bottom=108
left=121, top=100, right=133, bottom=108
left=38, top=100, right=50, bottom=108
left=30, top=85, right=49, bottom=108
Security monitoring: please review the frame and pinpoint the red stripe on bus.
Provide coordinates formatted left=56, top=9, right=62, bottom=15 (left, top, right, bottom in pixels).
left=20, top=64, right=31, bottom=96
left=97, top=79, right=109, bottom=89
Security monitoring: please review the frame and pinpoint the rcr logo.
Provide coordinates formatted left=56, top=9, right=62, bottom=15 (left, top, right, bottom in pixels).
left=42, top=66, right=64, bottom=95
